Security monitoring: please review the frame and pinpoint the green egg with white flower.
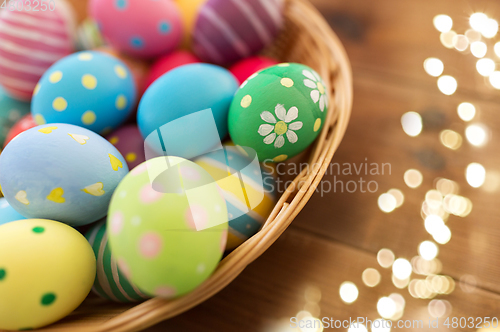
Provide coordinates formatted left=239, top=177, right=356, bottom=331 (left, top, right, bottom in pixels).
left=228, top=63, right=329, bottom=163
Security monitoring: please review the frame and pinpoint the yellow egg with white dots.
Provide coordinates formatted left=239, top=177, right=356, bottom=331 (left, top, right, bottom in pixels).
left=0, top=219, right=96, bottom=330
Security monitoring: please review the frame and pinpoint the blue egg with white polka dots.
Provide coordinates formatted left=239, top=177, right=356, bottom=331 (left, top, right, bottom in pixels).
left=0, top=86, right=30, bottom=147
left=31, top=51, right=137, bottom=135
left=0, top=123, right=129, bottom=226
left=0, top=197, right=26, bottom=226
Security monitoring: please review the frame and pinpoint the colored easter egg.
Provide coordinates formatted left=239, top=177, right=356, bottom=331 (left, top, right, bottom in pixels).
left=86, top=220, right=150, bottom=303
left=0, top=219, right=95, bottom=330
left=0, top=0, right=76, bottom=100
left=76, top=18, right=106, bottom=51
left=0, top=123, right=129, bottom=226
left=106, top=125, right=146, bottom=170
left=229, top=56, right=279, bottom=84
left=192, top=0, right=284, bottom=65
left=3, top=114, right=37, bottom=148
left=138, top=63, right=238, bottom=159
left=144, top=50, right=201, bottom=90
left=31, top=51, right=137, bottom=134
left=229, top=63, right=328, bottom=162
left=195, top=145, right=276, bottom=250
left=0, top=87, right=30, bottom=147
left=173, top=0, right=207, bottom=47
left=107, top=157, right=228, bottom=298
left=90, top=0, right=183, bottom=59
left=0, top=197, right=26, bottom=226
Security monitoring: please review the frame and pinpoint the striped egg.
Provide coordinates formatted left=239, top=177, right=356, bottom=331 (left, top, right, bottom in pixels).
left=0, top=0, right=76, bottom=101
left=192, top=0, right=285, bottom=65
left=195, top=145, right=277, bottom=250
left=85, top=220, right=149, bottom=303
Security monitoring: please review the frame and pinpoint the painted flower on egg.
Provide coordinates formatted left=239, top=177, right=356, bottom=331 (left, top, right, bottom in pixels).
left=258, top=104, right=303, bottom=148
left=303, top=69, right=328, bottom=112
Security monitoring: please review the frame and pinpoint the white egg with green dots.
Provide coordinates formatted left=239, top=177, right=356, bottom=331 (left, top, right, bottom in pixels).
left=31, top=51, right=137, bottom=135
left=0, top=219, right=96, bottom=331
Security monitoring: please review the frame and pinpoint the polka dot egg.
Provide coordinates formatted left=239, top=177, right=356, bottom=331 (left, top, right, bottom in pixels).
left=90, top=0, right=183, bottom=59
left=31, top=51, right=137, bottom=135
left=228, top=63, right=329, bottom=162
left=86, top=220, right=149, bottom=303
left=195, top=145, right=277, bottom=250
left=107, top=156, right=228, bottom=298
left=0, top=86, right=30, bottom=148
left=0, top=197, right=26, bottom=227
left=0, top=219, right=95, bottom=330
left=0, top=123, right=129, bottom=226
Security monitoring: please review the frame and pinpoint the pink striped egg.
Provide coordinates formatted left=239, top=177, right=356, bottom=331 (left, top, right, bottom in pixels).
left=0, top=0, right=76, bottom=101
left=192, top=0, right=285, bottom=65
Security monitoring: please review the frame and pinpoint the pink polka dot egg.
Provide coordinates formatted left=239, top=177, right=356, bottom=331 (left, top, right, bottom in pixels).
left=31, top=51, right=137, bottom=135
left=89, top=0, right=183, bottom=59
left=107, top=156, right=228, bottom=298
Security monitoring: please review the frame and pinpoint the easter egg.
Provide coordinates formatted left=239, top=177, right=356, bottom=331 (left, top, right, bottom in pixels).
left=195, top=145, right=276, bottom=250
left=192, top=0, right=284, bottom=65
left=3, top=114, right=37, bottom=148
left=107, top=157, right=228, bottom=298
left=31, top=51, right=137, bottom=134
left=0, top=87, right=30, bottom=147
left=0, top=0, right=76, bottom=100
left=76, top=18, right=106, bottom=51
left=0, top=219, right=95, bottom=330
left=138, top=63, right=238, bottom=159
left=89, top=0, right=183, bottom=59
left=0, top=197, right=26, bottom=226
left=0, top=123, right=129, bottom=226
left=228, top=63, right=329, bottom=162
left=229, top=56, right=279, bottom=84
left=173, top=0, right=207, bottom=47
left=86, top=220, right=150, bottom=303
left=106, top=125, right=145, bottom=170
left=144, top=50, right=201, bottom=90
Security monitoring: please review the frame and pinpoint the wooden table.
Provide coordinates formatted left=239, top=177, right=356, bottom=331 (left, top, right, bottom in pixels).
left=148, top=0, right=500, bottom=331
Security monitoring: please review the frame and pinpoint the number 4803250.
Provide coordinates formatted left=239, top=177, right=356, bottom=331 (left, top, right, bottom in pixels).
left=0, top=0, right=56, bottom=11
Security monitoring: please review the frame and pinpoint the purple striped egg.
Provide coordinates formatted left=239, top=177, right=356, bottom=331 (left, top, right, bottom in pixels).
left=192, top=0, right=284, bottom=65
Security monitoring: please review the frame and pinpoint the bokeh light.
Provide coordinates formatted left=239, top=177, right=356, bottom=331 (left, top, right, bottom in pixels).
left=457, top=102, right=476, bottom=121
left=425, top=190, right=443, bottom=209
left=440, top=130, right=462, bottom=150
left=419, top=241, right=439, bottom=260
left=433, top=15, right=453, bottom=32
left=495, top=42, right=500, bottom=57
left=339, top=282, right=358, bottom=304
left=465, top=124, right=488, bottom=146
left=362, top=268, right=381, bottom=287
left=425, top=215, right=445, bottom=234
left=392, top=258, right=412, bottom=280
left=466, top=29, right=482, bottom=43
left=437, top=75, right=458, bottom=95
left=452, top=34, right=469, bottom=51
left=482, top=18, right=499, bottom=38
left=423, top=58, right=444, bottom=77
left=378, top=193, right=397, bottom=213
left=440, top=31, right=457, bottom=49
left=392, top=274, right=410, bottom=289
left=372, top=319, right=391, bottom=332
left=432, top=225, right=452, bottom=244
left=459, top=274, right=477, bottom=293
left=436, top=178, right=459, bottom=196
left=401, top=111, right=423, bottom=136
left=387, top=189, right=404, bottom=208
left=489, top=71, right=500, bottom=88
left=377, top=297, right=397, bottom=319
left=377, top=249, right=395, bottom=268
left=470, top=13, right=488, bottom=32
left=404, top=169, right=423, bottom=188
left=471, top=41, right=487, bottom=58
left=466, top=163, right=486, bottom=188
left=476, top=58, right=496, bottom=76
left=443, top=194, right=473, bottom=217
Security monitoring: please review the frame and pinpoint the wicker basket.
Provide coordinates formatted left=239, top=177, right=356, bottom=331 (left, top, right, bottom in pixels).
left=31, top=0, right=353, bottom=330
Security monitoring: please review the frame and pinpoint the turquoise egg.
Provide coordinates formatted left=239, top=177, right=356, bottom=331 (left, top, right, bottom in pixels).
left=31, top=51, right=137, bottom=135
left=0, top=197, right=26, bottom=226
left=0, top=123, right=129, bottom=226
left=137, top=63, right=238, bottom=159
left=0, top=86, right=30, bottom=147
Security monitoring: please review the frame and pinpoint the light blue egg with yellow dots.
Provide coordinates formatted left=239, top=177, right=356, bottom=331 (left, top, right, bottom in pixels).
left=31, top=51, right=137, bottom=135
left=0, top=86, right=30, bottom=147
left=0, top=123, right=129, bottom=226
left=194, top=144, right=277, bottom=250
left=0, top=197, right=26, bottom=226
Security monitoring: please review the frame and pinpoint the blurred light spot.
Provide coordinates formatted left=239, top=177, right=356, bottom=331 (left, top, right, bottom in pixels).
left=440, top=31, right=457, bottom=49
left=459, top=274, right=477, bottom=293
left=433, top=15, right=453, bottom=32
left=415, top=279, right=435, bottom=299
left=477, top=58, right=496, bottom=76
left=470, top=13, right=488, bottom=32
left=421, top=201, right=449, bottom=221
left=466, top=124, right=488, bottom=146
left=466, top=29, right=482, bottom=42
left=457, top=102, right=476, bottom=121
left=428, top=300, right=450, bottom=318
left=378, top=193, right=397, bottom=213
left=362, top=268, right=381, bottom=287
left=303, top=302, right=321, bottom=318
left=482, top=19, right=498, bottom=38
left=437, top=75, right=458, bottom=95
left=387, top=189, right=404, bottom=208
left=401, top=112, right=423, bottom=136
left=377, top=249, right=395, bottom=268
left=339, top=282, right=358, bottom=304
left=466, top=162, right=486, bottom=188
left=440, top=130, right=463, bottom=150
left=443, top=194, right=473, bottom=217
left=423, top=58, right=444, bottom=77
left=495, top=42, right=500, bottom=57
left=296, top=310, right=312, bottom=321
left=483, top=171, right=500, bottom=193
left=489, top=71, right=500, bottom=89
left=377, top=297, right=397, bottom=319
left=389, top=293, right=405, bottom=320
left=471, top=41, right=487, bottom=58
left=392, top=258, right=412, bottom=280
left=419, top=241, right=439, bottom=260
left=436, top=178, right=459, bottom=196
left=425, top=215, right=445, bottom=234
left=408, top=279, right=419, bottom=298
left=404, top=169, right=423, bottom=188
left=372, top=319, right=391, bottom=332
left=305, top=286, right=322, bottom=303
left=348, top=323, right=367, bottom=332
left=452, top=34, right=469, bottom=51
left=432, top=224, right=451, bottom=244
left=392, top=274, right=410, bottom=289
left=299, top=316, right=324, bottom=332
left=426, top=190, right=443, bottom=209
